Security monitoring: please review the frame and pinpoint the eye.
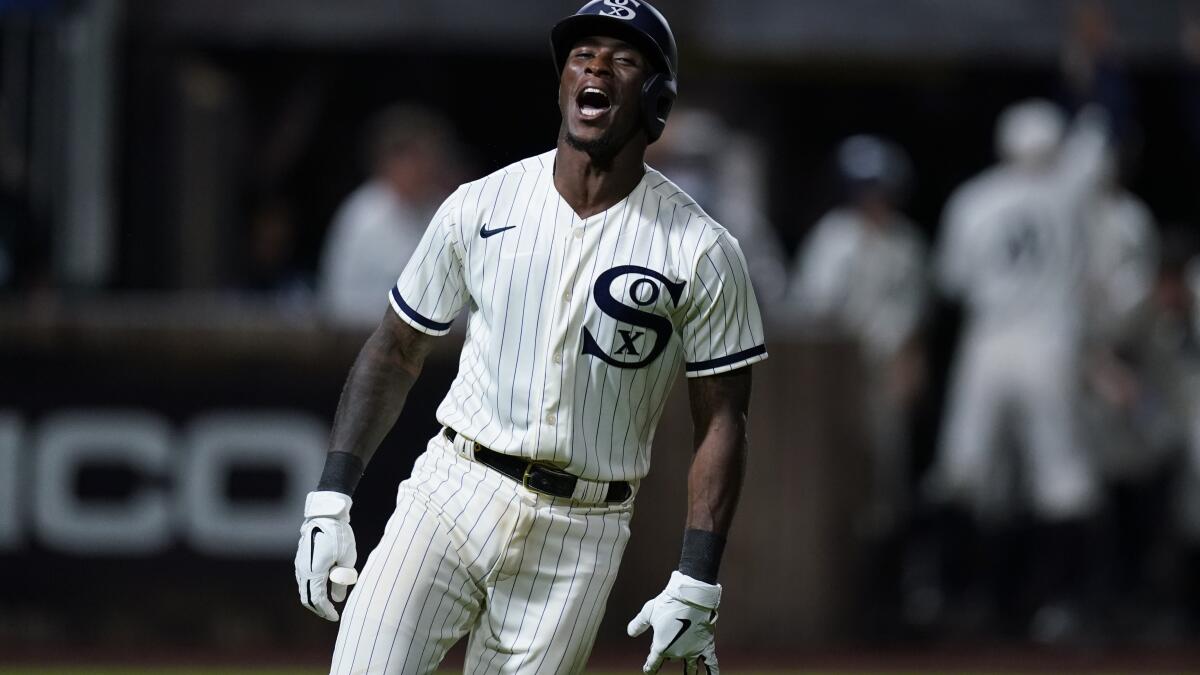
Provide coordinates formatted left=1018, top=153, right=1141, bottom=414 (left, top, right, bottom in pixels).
left=572, top=49, right=594, bottom=60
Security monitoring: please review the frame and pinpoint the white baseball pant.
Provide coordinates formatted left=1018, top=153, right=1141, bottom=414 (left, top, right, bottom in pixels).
left=933, top=327, right=1098, bottom=522
left=330, top=431, right=633, bottom=674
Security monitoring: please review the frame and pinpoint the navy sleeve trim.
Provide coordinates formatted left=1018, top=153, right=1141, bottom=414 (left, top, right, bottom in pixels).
left=390, top=287, right=453, bottom=332
left=685, top=345, right=767, bottom=372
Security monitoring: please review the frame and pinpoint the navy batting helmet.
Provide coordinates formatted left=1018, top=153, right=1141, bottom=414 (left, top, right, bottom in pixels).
left=837, top=135, right=913, bottom=203
left=551, top=0, right=678, bottom=143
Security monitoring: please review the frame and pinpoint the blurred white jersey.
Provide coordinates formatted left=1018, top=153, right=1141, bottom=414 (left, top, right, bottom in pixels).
left=1085, top=190, right=1158, bottom=343
left=390, top=149, right=767, bottom=482
left=937, top=168, right=1084, bottom=337
left=791, top=208, right=928, bottom=361
left=319, top=181, right=431, bottom=327
left=937, top=116, right=1108, bottom=338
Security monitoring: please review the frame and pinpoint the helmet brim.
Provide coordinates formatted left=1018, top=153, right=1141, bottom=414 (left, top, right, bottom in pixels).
left=550, top=14, right=674, bottom=79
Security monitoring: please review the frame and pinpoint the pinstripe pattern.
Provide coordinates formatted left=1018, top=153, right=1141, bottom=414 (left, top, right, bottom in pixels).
left=332, top=430, right=631, bottom=674
left=389, top=149, right=766, bottom=482
left=338, top=149, right=766, bottom=673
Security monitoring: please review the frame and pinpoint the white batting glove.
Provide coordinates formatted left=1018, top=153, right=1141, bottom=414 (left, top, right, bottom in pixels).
left=627, top=571, right=721, bottom=674
left=294, top=490, right=358, bottom=621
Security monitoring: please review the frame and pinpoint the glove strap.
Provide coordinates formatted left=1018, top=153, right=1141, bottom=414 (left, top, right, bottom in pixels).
left=305, top=490, right=353, bottom=520
left=665, top=570, right=722, bottom=609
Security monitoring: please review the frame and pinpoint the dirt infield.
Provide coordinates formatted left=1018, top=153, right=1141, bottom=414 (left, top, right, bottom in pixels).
left=5, top=644, right=1200, bottom=675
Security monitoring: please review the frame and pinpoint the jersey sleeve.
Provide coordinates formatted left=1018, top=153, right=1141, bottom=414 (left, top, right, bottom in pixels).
left=388, top=188, right=470, bottom=336
left=681, top=232, right=769, bottom=377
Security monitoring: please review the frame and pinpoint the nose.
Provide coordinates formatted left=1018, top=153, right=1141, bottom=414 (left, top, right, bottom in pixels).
left=584, top=51, right=613, bottom=77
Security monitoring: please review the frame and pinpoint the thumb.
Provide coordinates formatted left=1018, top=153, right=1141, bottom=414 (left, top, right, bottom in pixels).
left=626, top=599, right=654, bottom=637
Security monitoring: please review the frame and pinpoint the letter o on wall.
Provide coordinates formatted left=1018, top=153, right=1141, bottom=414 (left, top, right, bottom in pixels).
left=181, top=412, right=327, bottom=557
left=33, top=411, right=172, bottom=555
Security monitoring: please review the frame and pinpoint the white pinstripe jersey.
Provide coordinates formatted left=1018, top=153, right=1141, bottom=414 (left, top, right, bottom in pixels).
left=389, top=149, right=767, bottom=482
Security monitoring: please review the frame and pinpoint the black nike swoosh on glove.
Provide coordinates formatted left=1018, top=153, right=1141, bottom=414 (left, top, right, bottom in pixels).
left=306, top=580, right=317, bottom=612
left=664, top=618, right=692, bottom=652
left=310, top=526, right=323, bottom=572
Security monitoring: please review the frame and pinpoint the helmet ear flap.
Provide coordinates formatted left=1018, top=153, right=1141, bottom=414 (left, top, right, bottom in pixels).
left=641, top=72, right=677, bottom=143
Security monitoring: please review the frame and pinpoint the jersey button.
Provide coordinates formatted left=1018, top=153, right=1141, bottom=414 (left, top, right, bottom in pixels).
left=553, top=353, right=562, bottom=364
left=573, top=228, right=584, bottom=239
left=562, top=291, right=572, bottom=302
left=546, top=413, right=557, bottom=424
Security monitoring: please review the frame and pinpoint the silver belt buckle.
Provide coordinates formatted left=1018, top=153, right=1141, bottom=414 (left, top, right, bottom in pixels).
left=521, top=461, right=568, bottom=498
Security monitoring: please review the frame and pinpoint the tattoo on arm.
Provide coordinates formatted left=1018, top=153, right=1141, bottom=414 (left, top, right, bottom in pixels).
left=327, top=310, right=437, bottom=469
left=685, top=367, right=752, bottom=537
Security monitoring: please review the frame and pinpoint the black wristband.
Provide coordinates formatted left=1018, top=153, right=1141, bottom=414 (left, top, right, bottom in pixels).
left=678, top=528, right=726, bottom=584
left=317, top=451, right=365, bottom=496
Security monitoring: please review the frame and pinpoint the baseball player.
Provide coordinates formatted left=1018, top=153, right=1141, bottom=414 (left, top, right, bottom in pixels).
left=1080, top=149, right=1161, bottom=482
left=928, top=99, right=1109, bottom=637
left=789, top=135, right=928, bottom=536
left=293, top=2, right=766, bottom=673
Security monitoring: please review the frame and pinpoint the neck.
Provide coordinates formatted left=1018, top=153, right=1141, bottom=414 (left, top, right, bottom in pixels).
left=553, top=132, right=647, bottom=219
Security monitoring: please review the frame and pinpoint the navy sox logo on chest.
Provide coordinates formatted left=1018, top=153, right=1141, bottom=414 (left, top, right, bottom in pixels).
left=581, top=265, right=685, bottom=369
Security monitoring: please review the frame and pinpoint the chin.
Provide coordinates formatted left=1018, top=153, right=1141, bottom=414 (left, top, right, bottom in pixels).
left=564, top=121, right=638, bottom=159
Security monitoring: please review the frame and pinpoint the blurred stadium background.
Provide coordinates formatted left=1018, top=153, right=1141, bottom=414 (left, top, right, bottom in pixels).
left=3, top=0, right=1200, bottom=672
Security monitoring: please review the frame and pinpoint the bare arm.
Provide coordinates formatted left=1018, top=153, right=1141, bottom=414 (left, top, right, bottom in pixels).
left=328, top=310, right=436, bottom=468
left=680, top=367, right=752, bottom=580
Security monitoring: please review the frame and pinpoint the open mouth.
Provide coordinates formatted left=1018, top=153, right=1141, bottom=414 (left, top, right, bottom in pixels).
left=576, top=87, right=612, bottom=119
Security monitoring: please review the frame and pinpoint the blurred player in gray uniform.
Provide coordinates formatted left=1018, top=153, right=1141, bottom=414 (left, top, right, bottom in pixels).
left=929, top=99, right=1109, bottom=636
left=1076, top=150, right=1170, bottom=623
left=790, top=135, right=928, bottom=536
left=1080, top=149, right=1161, bottom=485
left=293, top=2, right=766, bottom=673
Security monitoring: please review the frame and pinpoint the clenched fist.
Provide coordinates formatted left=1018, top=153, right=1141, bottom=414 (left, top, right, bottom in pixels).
left=294, top=491, right=358, bottom=621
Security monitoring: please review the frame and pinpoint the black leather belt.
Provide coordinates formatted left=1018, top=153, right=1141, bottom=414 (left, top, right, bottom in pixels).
left=443, top=427, right=631, bottom=503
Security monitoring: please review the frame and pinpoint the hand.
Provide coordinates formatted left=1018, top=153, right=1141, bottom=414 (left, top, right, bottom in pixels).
left=627, top=571, right=721, bottom=674
left=294, top=490, right=358, bottom=621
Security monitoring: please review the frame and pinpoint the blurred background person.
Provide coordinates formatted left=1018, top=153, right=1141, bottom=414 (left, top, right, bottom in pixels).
left=789, top=135, right=928, bottom=534
left=1170, top=241, right=1200, bottom=631
left=1077, top=148, right=1169, bottom=635
left=787, top=134, right=929, bottom=633
left=927, top=99, right=1109, bottom=641
left=317, top=104, right=461, bottom=328
left=644, top=106, right=789, bottom=305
